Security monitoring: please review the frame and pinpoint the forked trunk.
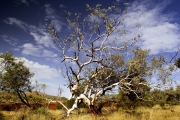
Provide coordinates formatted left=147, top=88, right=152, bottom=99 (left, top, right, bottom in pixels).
left=16, top=91, right=30, bottom=108
left=67, top=93, right=102, bottom=116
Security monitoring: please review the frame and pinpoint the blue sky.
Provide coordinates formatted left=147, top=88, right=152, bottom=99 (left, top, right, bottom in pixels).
left=0, top=0, right=180, bottom=98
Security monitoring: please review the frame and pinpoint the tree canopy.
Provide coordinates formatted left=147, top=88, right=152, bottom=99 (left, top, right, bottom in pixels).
left=45, top=3, right=177, bottom=116
left=0, top=52, right=34, bottom=107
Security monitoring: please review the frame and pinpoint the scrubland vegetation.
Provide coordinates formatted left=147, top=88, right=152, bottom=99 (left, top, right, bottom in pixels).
left=1, top=105, right=180, bottom=120
left=0, top=88, right=180, bottom=120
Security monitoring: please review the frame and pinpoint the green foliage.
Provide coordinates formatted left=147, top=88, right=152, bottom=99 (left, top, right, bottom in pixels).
left=150, top=89, right=167, bottom=106
left=115, top=86, right=180, bottom=109
left=0, top=91, right=20, bottom=103
left=128, top=48, right=150, bottom=75
left=66, top=98, right=75, bottom=108
left=89, top=68, right=117, bottom=90
left=0, top=52, right=34, bottom=107
left=115, top=89, right=153, bottom=109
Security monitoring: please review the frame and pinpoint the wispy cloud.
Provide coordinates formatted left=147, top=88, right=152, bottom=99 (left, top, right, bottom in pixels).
left=4, top=17, right=60, bottom=58
left=14, top=0, right=38, bottom=6
left=4, top=17, right=52, bottom=47
left=4, top=4, right=63, bottom=49
left=0, top=34, right=18, bottom=46
left=29, top=0, right=38, bottom=4
left=3, top=4, right=63, bottom=63
left=44, top=4, right=63, bottom=31
left=121, top=0, right=180, bottom=54
left=3, top=17, right=29, bottom=31
left=59, top=4, right=66, bottom=9
left=21, top=0, right=29, bottom=6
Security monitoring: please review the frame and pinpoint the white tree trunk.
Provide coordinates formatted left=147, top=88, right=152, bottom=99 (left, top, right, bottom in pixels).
left=67, top=94, right=91, bottom=116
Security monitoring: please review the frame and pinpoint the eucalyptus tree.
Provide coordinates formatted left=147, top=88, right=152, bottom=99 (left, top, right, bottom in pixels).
left=0, top=52, right=34, bottom=107
left=57, top=85, right=64, bottom=98
left=35, top=80, right=39, bottom=93
left=41, top=83, right=46, bottom=94
left=46, top=3, right=176, bottom=116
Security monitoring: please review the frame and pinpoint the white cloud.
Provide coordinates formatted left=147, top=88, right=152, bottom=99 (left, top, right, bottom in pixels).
left=0, top=34, right=18, bottom=46
left=20, top=57, right=61, bottom=80
left=29, top=31, right=53, bottom=48
left=121, top=0, right=180, bottom=54
left=20, top=57, right=69, bottom=96
left=21, top=43, right=41, bottom=57
left=21, top=43, right=58, bottom=58
left=140, top=23, right=180, bottom=54
left=85, top=0, right=179, bottom=55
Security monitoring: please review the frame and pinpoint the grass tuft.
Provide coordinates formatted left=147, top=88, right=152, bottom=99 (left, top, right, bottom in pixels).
left=1, top=105, right=180, bottom=120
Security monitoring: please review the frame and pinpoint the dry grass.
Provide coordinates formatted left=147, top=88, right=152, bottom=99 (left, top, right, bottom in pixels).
left=1, top=107, right=54, bottom=120
left=1, top=105, right=180, bottom=120
left=106, top=105, right=180, bottom=120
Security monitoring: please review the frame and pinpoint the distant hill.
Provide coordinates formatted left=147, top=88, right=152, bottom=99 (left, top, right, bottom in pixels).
left=0, top=91, right=67, bottom=104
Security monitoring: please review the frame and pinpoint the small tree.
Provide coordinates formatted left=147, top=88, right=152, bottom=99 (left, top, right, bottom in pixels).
left=57, top=85, right=64, bottom=99
left=41, top=83, right=46, bottom=95
left=35, top=80, right=39, bottom=93
left=46, top=3, right=177, bottom=116
left=0, top=52, right=34, bottom=107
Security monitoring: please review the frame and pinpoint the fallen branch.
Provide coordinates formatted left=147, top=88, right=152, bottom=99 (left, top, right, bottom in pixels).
left=45, top=98, right=68, bottom=111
